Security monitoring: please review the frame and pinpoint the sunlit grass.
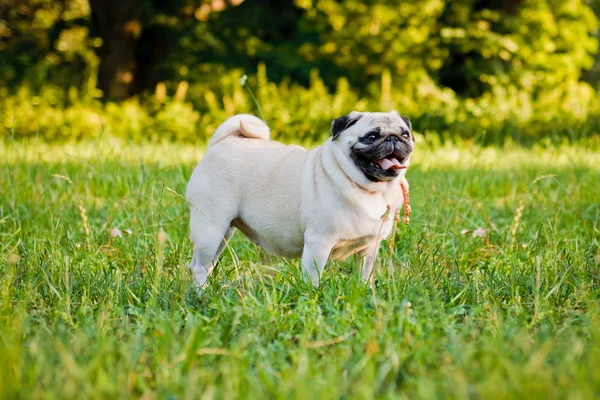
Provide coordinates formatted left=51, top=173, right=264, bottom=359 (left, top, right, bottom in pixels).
left=1, top=137, right=599, bottom=399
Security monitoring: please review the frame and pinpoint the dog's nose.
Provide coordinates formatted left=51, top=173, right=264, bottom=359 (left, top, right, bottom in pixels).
left=385, top=135, right=399, bottom=144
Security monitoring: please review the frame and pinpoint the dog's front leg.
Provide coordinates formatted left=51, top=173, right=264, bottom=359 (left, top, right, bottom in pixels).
left=358, top=242, right=381, bottom=285
left=301, top=235, right=335, bottom=287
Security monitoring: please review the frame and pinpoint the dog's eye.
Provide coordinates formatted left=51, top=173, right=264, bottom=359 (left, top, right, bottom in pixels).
left=365, top=133, right=379, bottom=141
left=401, top=131, right=410, bottom=139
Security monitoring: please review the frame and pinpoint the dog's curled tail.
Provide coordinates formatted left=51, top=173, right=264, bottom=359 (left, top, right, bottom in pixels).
left=208, top=114, right=270, bottom=147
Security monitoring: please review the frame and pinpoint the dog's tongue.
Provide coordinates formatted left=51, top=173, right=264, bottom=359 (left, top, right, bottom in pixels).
left=377, top=157, right=402, bottom=170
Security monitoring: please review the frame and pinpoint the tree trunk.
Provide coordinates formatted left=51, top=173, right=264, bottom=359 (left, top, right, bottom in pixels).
left=89, top=0, right=142, bottom=100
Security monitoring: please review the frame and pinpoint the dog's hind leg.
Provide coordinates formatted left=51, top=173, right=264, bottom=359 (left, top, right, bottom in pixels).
left=189, top=207, right=235, bottom=287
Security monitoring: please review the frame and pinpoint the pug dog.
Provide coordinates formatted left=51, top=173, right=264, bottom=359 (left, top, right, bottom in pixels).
left=186, top=111, right=414, bottom=287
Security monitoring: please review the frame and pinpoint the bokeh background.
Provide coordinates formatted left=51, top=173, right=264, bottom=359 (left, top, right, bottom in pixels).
left=2, top=0, right=600, bottom=144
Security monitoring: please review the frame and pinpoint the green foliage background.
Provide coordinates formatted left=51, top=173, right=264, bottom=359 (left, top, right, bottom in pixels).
left=1, top=0, right=600, bottom=144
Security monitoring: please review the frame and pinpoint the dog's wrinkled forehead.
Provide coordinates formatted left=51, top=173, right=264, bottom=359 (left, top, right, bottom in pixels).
left=354, top=112, right=410, bottom=134
left=331, top=111, right=412, bottom=141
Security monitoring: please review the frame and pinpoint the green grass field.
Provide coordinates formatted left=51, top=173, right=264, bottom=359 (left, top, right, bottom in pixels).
left=1, top=137, right=599, bottom=399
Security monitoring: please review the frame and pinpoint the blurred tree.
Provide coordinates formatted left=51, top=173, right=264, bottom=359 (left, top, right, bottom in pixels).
left=0, top=0, right=98, bottom=99
left=142, top=0, right=306, bottom=90
left=89, top=0, right=249, bottom=100
left=293, top=0, right=446, bottom=89
left=88, top=0, right=142, bottom=100
left=437, top=0, right=598, bottom=98
left=437, top=0, right=523, bottom=96
left=0, top=0, right=597, bottom=108
left=291, top=0, right=597, bottom=101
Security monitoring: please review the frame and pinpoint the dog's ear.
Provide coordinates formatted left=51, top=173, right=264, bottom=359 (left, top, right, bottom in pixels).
left=392, top=110, right=414, bottom=140
left=332, top=112, right=362, bottom=141
left=391, top=110, right=412, bottom=132
left=401, top=115, right=412, bottom=131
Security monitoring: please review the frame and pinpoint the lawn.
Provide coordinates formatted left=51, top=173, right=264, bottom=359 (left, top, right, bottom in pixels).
left=1, top=136, right=599, bottom=399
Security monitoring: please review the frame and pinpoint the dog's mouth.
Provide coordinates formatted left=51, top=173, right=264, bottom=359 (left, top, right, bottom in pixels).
left=374, top=155, right=407, bottom=171
left=350, top=140, right=412, bottom=182
left=351, top=150, right=410, bottom=182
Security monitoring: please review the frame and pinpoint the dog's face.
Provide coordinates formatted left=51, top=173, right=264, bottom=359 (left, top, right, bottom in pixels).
left=331, top=111, right=414, bottom=182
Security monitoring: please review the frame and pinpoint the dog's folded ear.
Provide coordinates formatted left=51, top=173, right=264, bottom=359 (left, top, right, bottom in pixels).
left=332, top=112, right=362, bottom=141
left=391, top=110, right=412, bottom=132
left=401, top=115, right=412, bottom=131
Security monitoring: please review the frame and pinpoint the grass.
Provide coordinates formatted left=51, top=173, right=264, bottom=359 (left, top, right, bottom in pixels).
left=1, top=136, right=599, bottom=399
